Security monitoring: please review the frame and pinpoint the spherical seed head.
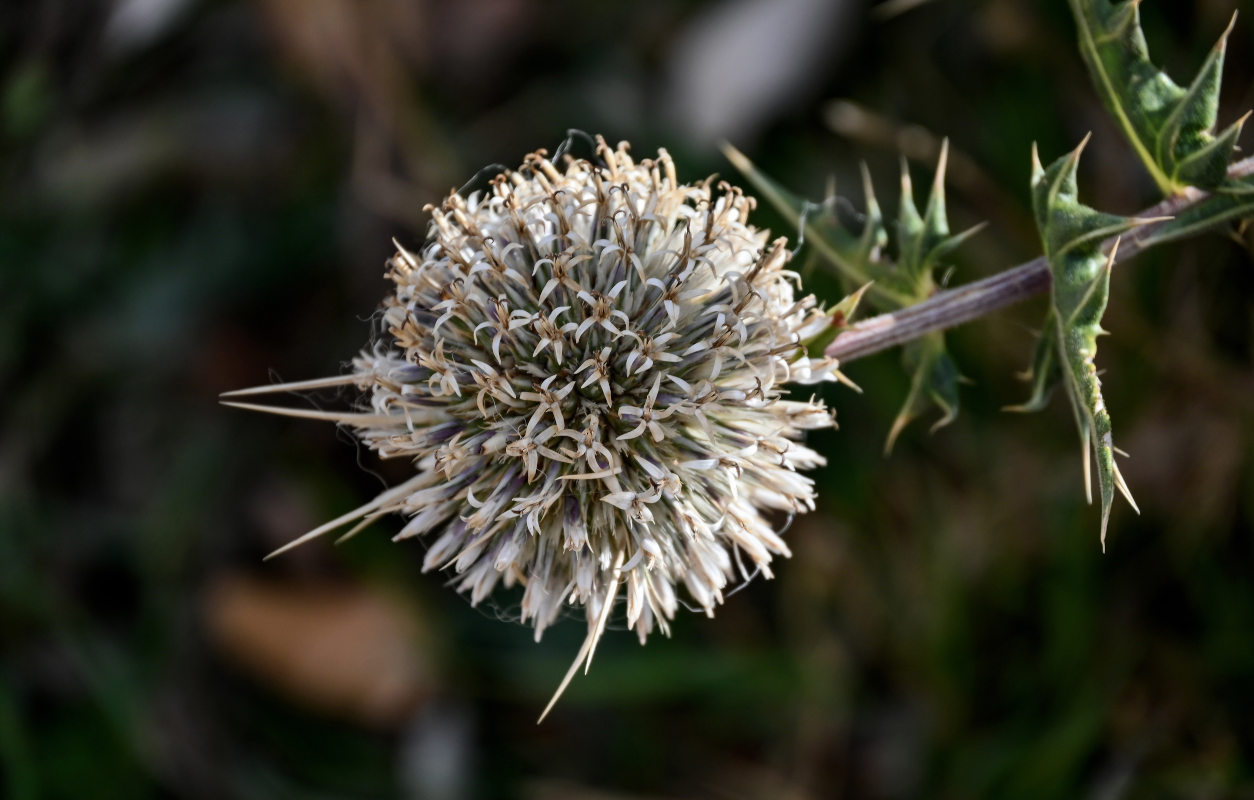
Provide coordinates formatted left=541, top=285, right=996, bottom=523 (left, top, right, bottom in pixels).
left=291, top=138, right=843, bottom=654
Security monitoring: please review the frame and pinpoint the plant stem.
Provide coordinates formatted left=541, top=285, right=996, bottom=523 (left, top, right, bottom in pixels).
left=825, top=157, right=1254, bottom=363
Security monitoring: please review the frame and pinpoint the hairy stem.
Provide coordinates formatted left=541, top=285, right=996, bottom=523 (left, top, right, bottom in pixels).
left=826, top=157, right=1254, bottom=363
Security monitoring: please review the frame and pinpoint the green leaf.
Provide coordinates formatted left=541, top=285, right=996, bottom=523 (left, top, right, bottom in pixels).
left=725, top=142, right=983, bottom=449
left=722, top=143, right=905, bottom=306
left=1004, top=311, right=1061, bottom=414
left=886, top=333, right=962, bottom=454
left=1021, top=139, right=1141, bottom=548
left=880, top=144, right=984, bottom=450
left=894, top=146, right=986, bottom=293
left=1069, top=0, right=1247, bottom=194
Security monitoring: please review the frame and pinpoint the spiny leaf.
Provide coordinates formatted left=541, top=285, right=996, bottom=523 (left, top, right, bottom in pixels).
left=1069, top=0, right=1246, bottom=194
left=722, top=143, right=905, bottom=306
left=725, top=142, right=983, bottom=448
left=1003, top=311, right=1061, bottom=414
left=1020, top=139, right=1142, bottom=548
left=894, top=143, right=986, bottom=290
left=880, top=143, right=983, bottom=448
left=886, top=333, right=961, bottom=455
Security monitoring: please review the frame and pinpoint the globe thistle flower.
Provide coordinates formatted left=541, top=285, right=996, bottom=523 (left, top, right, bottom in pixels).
left=224, top=137, right=847, bottom=717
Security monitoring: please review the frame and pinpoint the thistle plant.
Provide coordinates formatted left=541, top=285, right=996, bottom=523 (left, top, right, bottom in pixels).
left=225, top=0, right=1254, bottom=714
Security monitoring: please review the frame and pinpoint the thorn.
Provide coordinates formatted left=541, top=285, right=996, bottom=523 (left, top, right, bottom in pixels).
left=219, top=401, right=395, bottom=427
left=830, top=282, right=873, bottom=326
left=720, top=142, right=751, bottom=175
left=932, top=138, right=950, bottom=195
left=835, top=370, right=863, bottom=394
left=1219, top=9, right=1238, bottom=48
left=219, top=374, right=359, bottom=398
left=538, top=551, right=626, bottom=724
left=1068, top=132, right=1094, bottom=167
left=335, top=512, right=383, bottom=544
left=584, top=553, right=624, bottom=675
left=1030, top=142, right=1043, bottom=178
left=537, top=628, right=596, bottom=725
left=262, top=474, right=425, bottom=560
left=1081, top=438, right=1093, bottom=505
left=1104, top=236, right=1121, bottom=272
left=1126, top=215, right=1174, bottom=228
left=859, top=161, right=879, bottom=211
left=884, top=414, right=908, bottom=456
left=393, top=238, right=421, bottom=270
left=265, top=507, right=373, bottom=560
left=927, top=407, right=958, bottom=434
left=1219, top=110, right=1253, bottom=144
left=948, top=220, right=989, bottom=250
left=1113, top=462, right=1140, bottom=514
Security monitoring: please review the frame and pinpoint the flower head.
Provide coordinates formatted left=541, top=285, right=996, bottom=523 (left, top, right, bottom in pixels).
left=224, top=137, right=845, bottom=716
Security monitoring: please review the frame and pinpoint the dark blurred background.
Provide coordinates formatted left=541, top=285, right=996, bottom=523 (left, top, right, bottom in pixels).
left=3, top=0, right=1254, bottom=797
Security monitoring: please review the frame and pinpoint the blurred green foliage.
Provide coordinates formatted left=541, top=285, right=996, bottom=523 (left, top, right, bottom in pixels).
left=3, top=1, right=1253, bottom=798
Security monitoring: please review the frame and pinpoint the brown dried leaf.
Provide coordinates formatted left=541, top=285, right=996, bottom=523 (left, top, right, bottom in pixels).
left=203, top=573, right=436, bottom=728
